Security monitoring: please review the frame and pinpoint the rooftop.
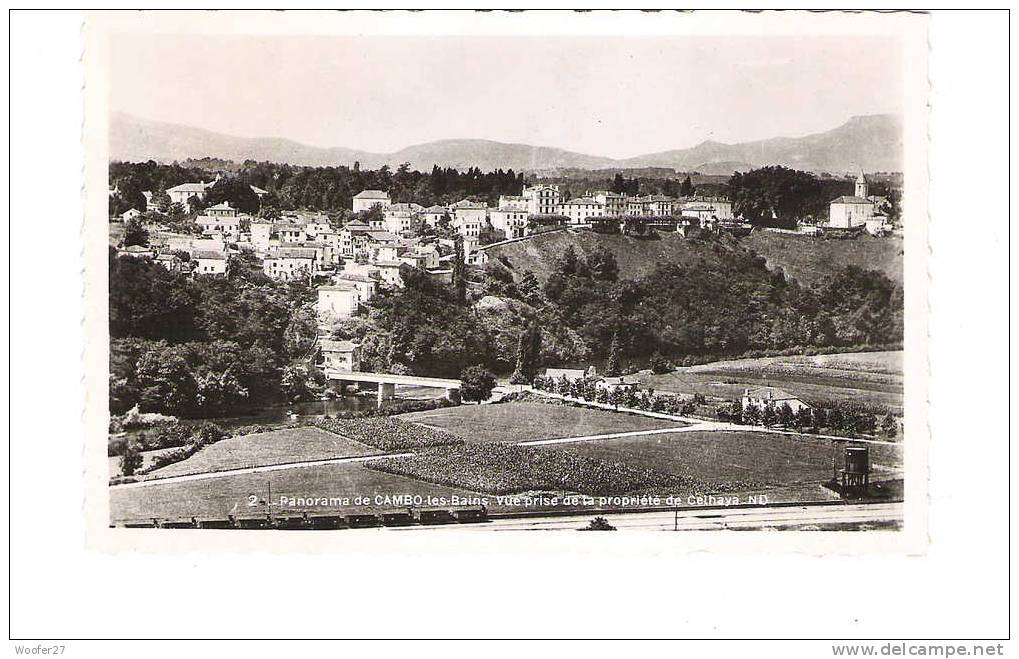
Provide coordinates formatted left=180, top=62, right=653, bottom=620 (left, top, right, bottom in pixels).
left=353, top=189, right=390, bottom=199
left=193, top=250, right=227, bottom=260
left=320, top=339, right=359, bottom=353
left=831, top=196, right=874, bottom=204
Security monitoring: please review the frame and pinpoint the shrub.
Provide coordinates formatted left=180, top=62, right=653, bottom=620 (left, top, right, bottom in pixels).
left=649, top=352, right=671, bottom=374
left=120, top=441, right=143, bottom=476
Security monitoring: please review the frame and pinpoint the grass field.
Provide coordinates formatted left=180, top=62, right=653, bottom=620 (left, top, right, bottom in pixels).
left=400, top=401, right=683, bottom=443
left=486, top=230, right=732, bottom=282
left=634, top=351, right=903, bottom=413
left=742, top=231, right=903, bottom=287
left=148, top=426, right=380, bottom=478
left=561, top=430, right=904, bottom=489
left=110, top=462, right=482, bottom=522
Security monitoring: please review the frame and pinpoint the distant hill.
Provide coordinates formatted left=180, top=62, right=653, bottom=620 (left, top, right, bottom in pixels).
left=110, top=113, right=902, bottom=174
left=622, top=115, right=903, bottom=174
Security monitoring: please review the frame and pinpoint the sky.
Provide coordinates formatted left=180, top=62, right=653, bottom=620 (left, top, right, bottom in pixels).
left=110, top=33, right=904, bottom=160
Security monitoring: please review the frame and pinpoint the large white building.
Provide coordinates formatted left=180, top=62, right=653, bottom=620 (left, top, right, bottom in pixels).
left=559, top=197, right=605, bottom=226
left=352, top=190, right=392, bottom=214
left=522, top=184, right=561, bottom=215
left=166, top=181, right=214, bottom=209
left=489, top=208, right=529, bottom=238
left=451, top=200, right=488, bottom=238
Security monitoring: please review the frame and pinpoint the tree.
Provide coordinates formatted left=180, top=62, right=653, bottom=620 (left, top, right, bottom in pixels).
left=581, top=516, right=616, bottom=531
left=649, top=352, right=670, bottom=374
left=743, top=403, right=760, bottom=425
left=680, top=175, right=694, bottom=197
left=777, top=402, right=795, bottom=427
left=881, top=413, right=898, bottom=439
left=510, top=322, right=542, bottom=384
left=120, top=440, right=143, bottom=476
left=451, top=235, right=467, bottom=302
left=123, top=218, right=149, bottom=247
left=460, top=365, right=496, bottom=403
left=605, top=331, right=622, bottom=376
left=761, top=404, right=777, bottom=427
left=204, top=177, right=261, bottom=215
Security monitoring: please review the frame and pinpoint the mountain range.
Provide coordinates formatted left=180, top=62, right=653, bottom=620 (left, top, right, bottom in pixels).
left=110, top=112, right=902, bottom=174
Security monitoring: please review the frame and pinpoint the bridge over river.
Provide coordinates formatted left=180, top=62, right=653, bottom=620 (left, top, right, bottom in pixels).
left=323, top=369, right=462, bottom=405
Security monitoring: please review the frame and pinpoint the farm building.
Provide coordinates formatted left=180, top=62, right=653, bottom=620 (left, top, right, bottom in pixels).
left=741, top=387, right=811, bottom=413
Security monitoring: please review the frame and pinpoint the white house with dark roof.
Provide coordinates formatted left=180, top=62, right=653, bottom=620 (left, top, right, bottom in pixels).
left=318, top=339, right=361, bottom=373
left=263, top=247, right=317, bottom=280
left=193, top=249, right=229, bottom=275
left=420, top=205, right=450, bottom=228
left=166, top=181, right=214, bottom=209
left=741, top=386, right=811, bottom=413
left=352, top=189, right=392, bottom=214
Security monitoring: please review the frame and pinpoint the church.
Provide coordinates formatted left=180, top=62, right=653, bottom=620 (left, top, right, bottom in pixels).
left=828, top=172, right=891, bottom=234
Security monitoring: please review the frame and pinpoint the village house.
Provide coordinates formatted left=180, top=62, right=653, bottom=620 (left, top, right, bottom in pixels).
left=118, top=244, right=155, bottom=259
left=317, top=283, right=361, bottom=319
left=154, top=252, right=187, bottom=273
left=336, top=272, right=378, bottom=303
left=498, top=195, right=528, bottom=211
left=263, top=247, right=317, bottom=280
left=420, top=205, right=450, bottom=228
left=249, top=221, right=273, bottom=247
left=559, top=197, right=605, bottom=226
left=374, top=260, right=405, bottom=287
left=339, top=220, right=371, bottom=258
left=741, top=386, right=811, bottom=413
left=193, top=250, right=229, bottom=276
left=275, top=222, right=306, bottom=244
left=383, top=203, right=424, bottom=235
left=451, top=199, right=488, bottom=237
left=352, top=189, right=392, bottom=214
left=593, top=191, right=627, bottom=217
left=544, top=367, right=588, bottom=382
left=318, top=339, right=361, bottom=373
left=489, top=208, right=529, bottom=239
left=195, top=201, right=245, bottom=236
left=120, top=208, right=142, bottom=223
left=522, top=184, right=561, bottom=215
left=166, top=181, right=214, bottom=209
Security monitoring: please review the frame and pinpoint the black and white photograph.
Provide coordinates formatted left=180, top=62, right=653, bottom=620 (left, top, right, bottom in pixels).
left=7, top=6, right=1013, bottom=647
left=92, top=12, right=926, bottom=535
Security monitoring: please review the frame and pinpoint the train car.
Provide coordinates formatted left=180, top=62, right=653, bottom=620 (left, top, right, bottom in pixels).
left=345, top=513, right=380, bottom=528
left=416, top=509, right=455, bottom=525
left=451, top=507, right=488, bottom=524
left=380, top=511, right=415, bottom=527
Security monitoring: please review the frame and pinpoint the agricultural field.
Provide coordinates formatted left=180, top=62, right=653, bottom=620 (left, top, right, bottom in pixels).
left=742, top=231, right=903, bottom=287
left=110, top=462, right=483, bottom=522
left=634, top=351, right=904, bottom=413
left=312, top=416, right=462, bottom=451
left=400, top=400, right=683, bottom=444
left=560, top=430, right=904, bottom=490
left=148, top=426, right=381, bottom=478
left=366, top=442, right=696, bottom=496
